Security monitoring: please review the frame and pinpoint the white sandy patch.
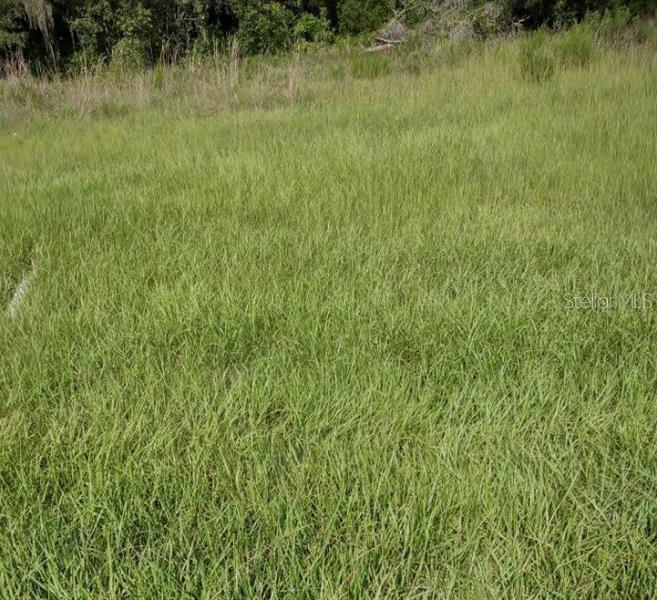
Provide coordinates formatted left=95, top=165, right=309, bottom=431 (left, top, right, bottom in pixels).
left=6, top=272, right=33, bottom=318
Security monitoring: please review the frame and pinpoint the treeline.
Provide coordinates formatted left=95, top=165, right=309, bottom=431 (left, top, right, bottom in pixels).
left=1, top=0, right=654, bottom=71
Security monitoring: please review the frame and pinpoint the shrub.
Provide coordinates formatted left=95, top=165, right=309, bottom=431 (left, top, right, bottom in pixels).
left=518, top=32, right=555, bottom=82
left=338, top=0, right=393, bottom=35
left=294, top=10, right=334, bottom=45
left=554, top=24, right=595, bottom=67
left=111, top=38, right=148, bottom=70
left=236, top=2, right=295, bottom=54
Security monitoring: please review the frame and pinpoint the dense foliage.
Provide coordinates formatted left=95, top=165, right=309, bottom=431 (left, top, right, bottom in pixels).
left=0, top=0, right=654, bottom=70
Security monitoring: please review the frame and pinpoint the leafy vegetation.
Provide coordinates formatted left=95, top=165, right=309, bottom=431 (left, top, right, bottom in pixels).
left=0, top=0, right=655, bottom=72
left=0, top=0, right=23, bottom=54
left=1, top=30, right=657, bottom=596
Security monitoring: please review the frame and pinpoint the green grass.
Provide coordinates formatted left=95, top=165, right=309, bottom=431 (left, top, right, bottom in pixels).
left=1, top=38, right=657, bottom=597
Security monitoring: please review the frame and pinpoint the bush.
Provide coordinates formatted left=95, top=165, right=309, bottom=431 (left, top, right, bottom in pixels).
left=519, top=32, right=555, bottom=82
left=111, top=37, right=148, bottom=70
left=236, top=2, right=295, bottom=54
left=554, top=24, right=595, bottom=67
left=338, top=0, right=393, bottom=35
left=294, top=10, right=334, bottom=45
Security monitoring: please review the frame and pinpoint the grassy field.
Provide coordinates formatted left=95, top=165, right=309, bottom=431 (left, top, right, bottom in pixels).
left=1, top=37, right=657, bottom=598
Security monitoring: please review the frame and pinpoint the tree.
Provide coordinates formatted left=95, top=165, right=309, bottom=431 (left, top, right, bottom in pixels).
left=0, top=0, right=25, bottom=56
